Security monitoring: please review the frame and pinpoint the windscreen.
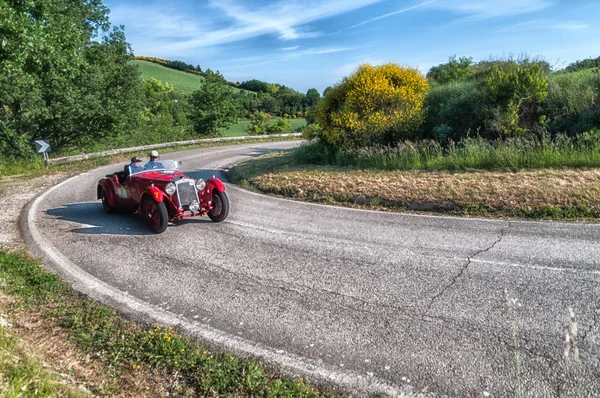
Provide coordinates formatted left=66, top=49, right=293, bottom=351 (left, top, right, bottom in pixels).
left=130, top=160, right=179, bottom=174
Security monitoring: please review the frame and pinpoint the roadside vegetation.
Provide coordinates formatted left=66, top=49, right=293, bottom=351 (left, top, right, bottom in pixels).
left=0, top=0, right=318, bottom=167
left=0, top=251, right=335, bottom=396
left=232, top=58, right=600, bottom=220
left=0, top=135, right=301, bottom=178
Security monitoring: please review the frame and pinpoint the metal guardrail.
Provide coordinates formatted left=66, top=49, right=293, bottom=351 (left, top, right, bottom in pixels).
left=46, top=133, right=302, bottom=166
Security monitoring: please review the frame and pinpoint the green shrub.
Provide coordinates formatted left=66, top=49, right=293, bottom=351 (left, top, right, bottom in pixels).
left=266, top=118, right=293, bottom=134
left=545, top=68, right=600, bottom=135
left=427, top=56, right=476, bottom=84
left=479, top=60, right=549, bottom=138
left=301, top=123, right=322, bottom=141
left=422, top=81, right=483, bottom=141
left=247, top=111, right=269, bottom=135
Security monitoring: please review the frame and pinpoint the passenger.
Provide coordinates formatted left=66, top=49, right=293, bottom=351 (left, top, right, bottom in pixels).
left=129, top=156, right=143, bottom=174
left=145, top=150, right=164, bottom=169
left=121, top=156, right=143, bottom=183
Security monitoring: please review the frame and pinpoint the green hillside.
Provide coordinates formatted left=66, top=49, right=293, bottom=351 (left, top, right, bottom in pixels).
left=132, top=60, right=205, bottom=94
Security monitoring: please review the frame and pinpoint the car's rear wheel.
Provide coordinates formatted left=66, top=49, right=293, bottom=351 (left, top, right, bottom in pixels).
left=143, top=197, right=168, bottom=234
left=208, top=190, right=230, bottom=222
left=100, top=186, right=116, bottom=214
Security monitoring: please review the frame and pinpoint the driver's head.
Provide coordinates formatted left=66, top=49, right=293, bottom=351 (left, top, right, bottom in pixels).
left=149, top=150, right=159, bottom=161
left=131, top=156, right=142, bottom=164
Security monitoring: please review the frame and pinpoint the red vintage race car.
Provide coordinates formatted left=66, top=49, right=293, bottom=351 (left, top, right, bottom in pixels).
left=97, top=159, right=229, bottom=233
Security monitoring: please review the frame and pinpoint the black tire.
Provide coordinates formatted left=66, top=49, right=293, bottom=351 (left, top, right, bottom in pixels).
left=208, top=190, right=230, bottom=222
left=100, top=186, right=116, bottom=214
left=142, top=197, right=169, bottom=234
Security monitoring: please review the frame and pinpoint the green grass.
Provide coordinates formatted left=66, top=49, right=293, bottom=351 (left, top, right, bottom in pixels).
left=132, top=60, right=247, bottom=95
left=220, top=118, right=307, bottom=137
left=0, top=251, right=335, bottom=397
left=0, top=327, right=85, bottom=397
left=132, top=60, right=205, bottom=94
left=295, top=133, right=600, bottom=171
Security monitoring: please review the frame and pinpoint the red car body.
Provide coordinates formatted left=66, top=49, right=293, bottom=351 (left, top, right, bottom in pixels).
left=97, top=160, right=229, bottom=233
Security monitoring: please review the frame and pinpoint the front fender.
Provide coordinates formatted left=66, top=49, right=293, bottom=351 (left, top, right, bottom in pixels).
left=146, top=186, right=165, bottom=202
left=206, top=177, right=225, bottom=193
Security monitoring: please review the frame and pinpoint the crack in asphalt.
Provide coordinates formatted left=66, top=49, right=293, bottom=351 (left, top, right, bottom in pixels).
left=580, top=312, right=599, bottom=347
left=422, top=223, right=509, bottom=318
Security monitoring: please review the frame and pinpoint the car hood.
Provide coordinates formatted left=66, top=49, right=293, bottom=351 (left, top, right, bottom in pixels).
left=133, top=170, right=186, bottom=182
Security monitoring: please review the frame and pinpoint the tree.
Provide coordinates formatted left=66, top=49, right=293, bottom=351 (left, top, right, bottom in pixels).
left=259, top=93, right=280, bottom=115
left=563, top=56, right=600, bottom=73
left=0, top=0, right=142, bottom=157
left=323, top=86, right=333, bottom=97
left=427, top=56, right=475, bottom=84
left=305, top=88, right=321, bottom=108
left=316, top=63, right=429, bottom=148
left=188, top=70, right=239, bottom=136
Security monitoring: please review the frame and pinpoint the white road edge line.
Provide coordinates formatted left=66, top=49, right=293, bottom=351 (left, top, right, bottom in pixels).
left=22, top=171, right=417, bottom=398
left=228, top=183, right=600, bottom=228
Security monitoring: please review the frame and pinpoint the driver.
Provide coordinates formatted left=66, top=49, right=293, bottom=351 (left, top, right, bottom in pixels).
left=145, top=150, right=164, bottom=169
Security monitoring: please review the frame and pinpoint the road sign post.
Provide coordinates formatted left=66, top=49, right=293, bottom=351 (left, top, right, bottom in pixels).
left=34, top=139, right=51, bottom=166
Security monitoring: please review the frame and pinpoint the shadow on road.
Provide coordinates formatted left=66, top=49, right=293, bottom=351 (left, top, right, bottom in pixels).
left=46, top=202, right=212, bottom=236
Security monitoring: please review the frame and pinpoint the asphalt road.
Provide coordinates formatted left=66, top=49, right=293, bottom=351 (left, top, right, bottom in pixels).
left=25, top=141, right=600, bottom=397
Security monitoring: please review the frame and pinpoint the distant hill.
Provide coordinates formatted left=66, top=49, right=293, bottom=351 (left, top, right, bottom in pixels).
left=132, top=60, right=205, bottom=94
left=131, top=59, right=248, bottom=95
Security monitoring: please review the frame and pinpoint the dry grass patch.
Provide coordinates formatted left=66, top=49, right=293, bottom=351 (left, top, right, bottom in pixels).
left=230, top=151, right=600, bottom=219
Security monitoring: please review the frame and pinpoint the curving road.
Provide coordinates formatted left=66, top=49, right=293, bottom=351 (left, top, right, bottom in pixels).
left=23, top=142, right=600, bottom=397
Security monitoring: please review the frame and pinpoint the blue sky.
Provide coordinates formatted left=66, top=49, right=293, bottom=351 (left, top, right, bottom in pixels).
left=103, top=0, right=600, bottom=93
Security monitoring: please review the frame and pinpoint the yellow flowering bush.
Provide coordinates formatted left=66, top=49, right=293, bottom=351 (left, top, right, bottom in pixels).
left=316, top=63, right=428, bottom=148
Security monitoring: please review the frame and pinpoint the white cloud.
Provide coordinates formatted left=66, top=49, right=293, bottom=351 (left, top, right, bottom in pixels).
left=281, top=46, right=300, bottom=51
left=494, top=19, right=589, bottom=34
left=553, top=22, right=588, bottom=30
left=222, top=47, right=356, bottom=70
left=432, top=0, right=553, bottom=19
left=209, top=0, right=384, bottom=41
left=110, top=0, right=384, bottom=56
left=335, top=0, right=439, bottom=33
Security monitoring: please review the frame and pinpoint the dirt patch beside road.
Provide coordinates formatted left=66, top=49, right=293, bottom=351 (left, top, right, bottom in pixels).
left=229, top=151, right=600, bottom=220
left=0, top=173, right=72, bottom=252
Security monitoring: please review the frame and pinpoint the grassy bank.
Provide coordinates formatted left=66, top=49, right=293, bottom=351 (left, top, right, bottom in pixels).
left=229, top=150, right=600, bottom=220
left=294, top=134, right=600, bottom=171
left=0, top=251, right=333, bottom=397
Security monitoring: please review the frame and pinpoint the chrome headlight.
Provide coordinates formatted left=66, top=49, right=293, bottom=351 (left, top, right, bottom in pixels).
left=195, top=179, right=206, bottom=190
left=165, top=182, right=176, bottom=195
left=189, top=200, right=200, bottom=212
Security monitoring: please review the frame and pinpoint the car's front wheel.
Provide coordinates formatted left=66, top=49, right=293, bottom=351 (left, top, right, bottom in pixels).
left=208, top=190, right=230, bottom=222
left=100, top=186, right=116, bottom=214
left=143, top=197, right=168, bottom=234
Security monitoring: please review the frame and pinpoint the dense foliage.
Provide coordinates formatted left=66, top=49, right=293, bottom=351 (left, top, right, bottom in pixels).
left=234, top=81, right=322, bottom=118
left=561, top=56, right=600, bottom=73
left=316, top=64, right=428, bottom=149
left=188, top=70, right=239, bottom=137
left=421, top=59, right=600, bottom=144
left=0, top=0, right=143, bottom=157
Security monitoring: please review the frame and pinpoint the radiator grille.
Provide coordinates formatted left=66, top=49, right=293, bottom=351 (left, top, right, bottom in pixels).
left=176, top=179, right=198, bottom=208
